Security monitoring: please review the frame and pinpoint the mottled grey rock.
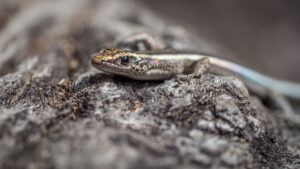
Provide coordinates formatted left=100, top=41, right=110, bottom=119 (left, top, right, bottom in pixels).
left=0, top=0, right=299, bottom=169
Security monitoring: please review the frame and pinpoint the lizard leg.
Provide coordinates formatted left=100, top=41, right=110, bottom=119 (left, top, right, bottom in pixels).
left=176, top=57, right=210, bottom=80
left=117, top=33, right=160, bottom=51
left=267, top=92, right=300, bottom=126
left=187, top=57, right=210, bottom=79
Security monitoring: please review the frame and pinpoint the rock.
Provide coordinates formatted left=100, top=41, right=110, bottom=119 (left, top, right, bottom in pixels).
left=0, top=0, right=299, bottom=169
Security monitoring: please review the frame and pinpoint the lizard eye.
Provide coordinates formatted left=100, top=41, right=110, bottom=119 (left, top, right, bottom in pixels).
left=121, top=56, right=130, bottom=65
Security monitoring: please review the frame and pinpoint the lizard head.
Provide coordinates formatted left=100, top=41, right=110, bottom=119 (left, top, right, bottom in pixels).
left=91, top=48, right=153, bottom=79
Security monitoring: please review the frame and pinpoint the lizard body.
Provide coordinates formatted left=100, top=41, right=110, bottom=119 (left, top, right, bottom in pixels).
left=91, top=48, right=300, bottom=100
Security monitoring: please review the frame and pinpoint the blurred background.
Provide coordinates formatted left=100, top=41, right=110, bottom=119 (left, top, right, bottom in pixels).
left=140, top=0, right=300, bottom=82
left=1, top=0, right=299, bottom=81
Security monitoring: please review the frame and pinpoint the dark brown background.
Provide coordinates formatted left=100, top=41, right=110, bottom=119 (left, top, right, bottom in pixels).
left=0, top=1, right=299, bottom=168
left=140, top=0, right=300, bottom=82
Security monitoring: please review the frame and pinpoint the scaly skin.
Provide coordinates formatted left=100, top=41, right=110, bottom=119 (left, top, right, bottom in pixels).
left=91, top=48, right=186, bottom=80
left=91, top=48, right=300, bottom=100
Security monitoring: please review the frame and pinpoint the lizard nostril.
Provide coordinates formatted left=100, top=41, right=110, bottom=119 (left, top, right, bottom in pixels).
left=92, top=57, right=100, bottom=65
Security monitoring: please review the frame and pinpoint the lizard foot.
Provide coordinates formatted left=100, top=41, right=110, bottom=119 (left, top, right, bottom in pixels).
left=267, top=92, right=300, bottom=126
left=117, top=33, right=160, bottom=51
left=175, top=57, right=210, bottom=81
left=187, top=57, right=210, bottom=79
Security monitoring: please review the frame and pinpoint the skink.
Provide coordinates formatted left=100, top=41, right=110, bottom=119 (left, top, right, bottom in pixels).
left=91, top=48, right=300, bottom=100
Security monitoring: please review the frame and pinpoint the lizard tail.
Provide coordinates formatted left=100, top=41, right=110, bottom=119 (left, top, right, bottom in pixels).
left=209, top=57, right=300, bottom=100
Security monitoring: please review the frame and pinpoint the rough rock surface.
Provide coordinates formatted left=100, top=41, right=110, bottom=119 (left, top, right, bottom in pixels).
left=0, top=0, right=299, bottom=169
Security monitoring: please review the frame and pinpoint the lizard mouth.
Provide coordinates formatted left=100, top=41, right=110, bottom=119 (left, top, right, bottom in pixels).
left=91, top=57, right=131, bottom=74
